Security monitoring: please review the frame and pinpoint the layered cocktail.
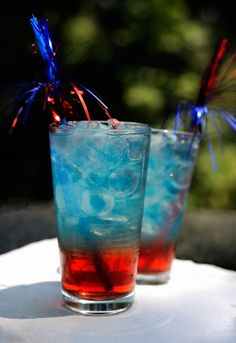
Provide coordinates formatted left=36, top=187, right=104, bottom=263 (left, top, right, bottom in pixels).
left=50, top=121, right=150, bottom=314
left=137, top=129, right=200, bottom=283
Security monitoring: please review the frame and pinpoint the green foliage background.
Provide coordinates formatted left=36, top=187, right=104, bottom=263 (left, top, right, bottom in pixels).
left=55, top=0, right=236, bottom=209
left=0, top=0, right=235, bottom=208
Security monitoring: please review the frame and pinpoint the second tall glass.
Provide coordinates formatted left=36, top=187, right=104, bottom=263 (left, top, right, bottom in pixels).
left=137, top=129, right=200, bottom=284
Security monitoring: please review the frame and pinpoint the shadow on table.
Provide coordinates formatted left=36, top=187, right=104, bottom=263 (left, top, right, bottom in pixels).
left=0, top=281, right=74, bottom=319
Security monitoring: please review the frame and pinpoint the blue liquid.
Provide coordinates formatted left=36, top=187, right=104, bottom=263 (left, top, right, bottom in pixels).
left=50, top=121, right=151, bottom=251
left=141, top=130, right=200, bottom=243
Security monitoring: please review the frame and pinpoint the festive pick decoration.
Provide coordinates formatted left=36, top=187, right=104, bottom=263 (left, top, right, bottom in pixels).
left=30, top=16, right=60, bottom=84
left=172, top=37, right=236, bottom=170
left=6, top=15, right=119, bottom=133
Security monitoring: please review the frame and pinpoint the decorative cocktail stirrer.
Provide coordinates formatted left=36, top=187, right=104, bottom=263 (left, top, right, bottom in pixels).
left=172, top=37, right=236, bottom=170
left=8, top=15, right=119, bottom=133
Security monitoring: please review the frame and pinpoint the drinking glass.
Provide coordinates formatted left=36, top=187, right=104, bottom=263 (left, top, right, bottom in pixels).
left=137, top=129, right=200, bottom=284
left=49, top=121, right=151, bottom=314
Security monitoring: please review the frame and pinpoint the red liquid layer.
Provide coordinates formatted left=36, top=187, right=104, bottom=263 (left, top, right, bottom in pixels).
left=60, top=247, right=138, bottom=300
left=138, top=240, right=176, bottom=274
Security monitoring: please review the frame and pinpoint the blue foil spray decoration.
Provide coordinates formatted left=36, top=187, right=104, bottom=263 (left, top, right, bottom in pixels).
left=3, top=15, right=119, bottom=132
left=172, top=38, right=236, bottom=171
left=29, top=15, right=59, bottom=85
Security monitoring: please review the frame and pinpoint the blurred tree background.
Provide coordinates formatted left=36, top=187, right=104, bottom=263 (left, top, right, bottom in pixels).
left=0, top=0, right=235, bottom=209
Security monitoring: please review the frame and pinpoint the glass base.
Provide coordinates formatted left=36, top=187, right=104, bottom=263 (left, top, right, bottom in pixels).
left=62, top=289, right=134, bottom=315
left=136, top=270, right=170, bottom=285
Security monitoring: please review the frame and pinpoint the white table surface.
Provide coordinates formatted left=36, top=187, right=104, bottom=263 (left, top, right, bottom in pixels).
left=0, top=238, right=235, bottom=343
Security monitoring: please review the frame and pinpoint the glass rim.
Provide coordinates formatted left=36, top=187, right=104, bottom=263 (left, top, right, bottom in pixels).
left=50, top=120, right=151, bottom=136
left=151, top=128, right=202, bottom=138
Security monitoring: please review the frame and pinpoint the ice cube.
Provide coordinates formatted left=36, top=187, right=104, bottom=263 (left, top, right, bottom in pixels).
left=104, top=135, right=128, bottom=165
left=50, top=123, right=76, bottom=135
left=54, top=182, right=82, bottom=225
left=75, top=121, right=90, bottom=129
left=128, top=136, right=148, bottom=160
left=108, top=166, right=140, bottom=197
left=75, top=121, right=110, bottom=130
left=81, top=189, right=115, bottom=217
left=141, top=222, right=158, bottom=239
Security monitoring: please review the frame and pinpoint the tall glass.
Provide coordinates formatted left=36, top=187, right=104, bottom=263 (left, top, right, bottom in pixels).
left=137, top=129, right=200, bottom=284
left=49, top=121, right=151, bottom=315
